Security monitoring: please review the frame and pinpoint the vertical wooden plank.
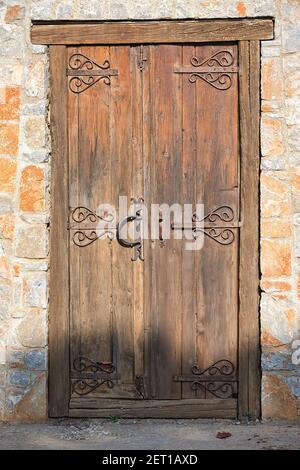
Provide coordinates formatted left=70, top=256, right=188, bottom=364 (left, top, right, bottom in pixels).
left=131, top=46, right=145, bottom=383
left=238, top=40, right=261, bottom=420
left=151, top=45, right=182, bottom=399
left=110, top=45, right=134, bottom=384
left=146, top=45, right=156, bottom=398
left=76, top=46, right=112, bottom=364
left=68, top=46, right=80, bottom=374
left=248, top=41, right=261, bottom=419
left=194, top=44, right=239, bottom=402
left=48, top=45, right=69, bottom=417
left=181, top=45, right=197, bottom=399
left=149, top=43, right=158, bottom=399
left=238, top=40, right=251, bottom=420
left=194, top=45, right=205, bottom=400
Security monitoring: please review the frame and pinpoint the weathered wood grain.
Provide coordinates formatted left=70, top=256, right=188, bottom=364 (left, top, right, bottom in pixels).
left=110, top=45, right=134, bottom=386
left=48, top=46, right=70, bottom=417
left=49, top=39, right=259, bottom=418
left=194, top=43, right=239, bottom=392
left=131, top=46, right=145, bottom=385
left=31, top=19, right=274, bottom=44
left=181, top=45, right=197, bottom=399
left=69, top=398, right=237, bottom=418
left=151, top=45, right=182, bottom=399
left=238, top=40, right=261, bottom=421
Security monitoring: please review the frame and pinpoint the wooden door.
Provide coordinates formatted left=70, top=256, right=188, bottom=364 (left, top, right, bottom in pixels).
left=63, top=43, right=240, bottom=418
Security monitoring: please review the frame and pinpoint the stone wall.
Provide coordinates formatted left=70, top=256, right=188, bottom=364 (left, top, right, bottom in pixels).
left=0, top=0, right=299, bottom=421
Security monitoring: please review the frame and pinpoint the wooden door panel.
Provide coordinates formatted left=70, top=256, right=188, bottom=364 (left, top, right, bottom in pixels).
left=149, top=44, right=183, bottom=399
left=192, top=43, right=239, bottom=399
left=67, top=43, right=240, bottom=412
left=69, top=45, right=140, bottom=399
left=147, top=44, right=239, bottom=400
left=68, top=46, right=115, bottom=398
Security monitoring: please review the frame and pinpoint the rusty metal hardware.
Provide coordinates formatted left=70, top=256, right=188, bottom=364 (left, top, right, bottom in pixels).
left=68, top=206, right=115, bottom=247
left=135, top=375, right=147, bottom=399
left=67, top=53, right=118, bottom=93
left=116, top=198, right=144, bottom=261
left=158, top=209, right=166, bottom=247
left=69, top=201, right=144, bottom=261
left=71, top=356, right=118, bottom=396
left=174, top=360, right=237, bottom=398
left=116, top=213, right=144, bottom=261
left=174, top=50, right=238, bottom=90
left=137, top=45, right=147, bottom=72
left=171, top=205, right=237, bottom=245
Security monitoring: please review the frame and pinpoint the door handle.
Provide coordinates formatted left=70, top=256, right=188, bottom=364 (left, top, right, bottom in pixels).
left=116, top=209, right=144, bottom=262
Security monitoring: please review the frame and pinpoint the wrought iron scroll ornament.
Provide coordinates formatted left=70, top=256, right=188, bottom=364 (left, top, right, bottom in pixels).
left=67, top=53, right=118, bottom=94
left=70, top=204, right=236, bottom=249
left=69, top=201, right=144, bottom=260
left=69, top=206, right=115, bottom=248
left=172, top=205, right=237, bottom=246
left=174, top=360, right=237, bottom=399
left=72, top=356, right=117, bottom=396
left=174, top=50, right=238, bottom=90
left=198, top=205, right=235, bottom=245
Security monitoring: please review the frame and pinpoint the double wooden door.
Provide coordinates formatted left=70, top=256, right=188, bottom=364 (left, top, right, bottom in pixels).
left=64, top=43, right=240, bottom=417
left=33, top=18, right=270, bottom=420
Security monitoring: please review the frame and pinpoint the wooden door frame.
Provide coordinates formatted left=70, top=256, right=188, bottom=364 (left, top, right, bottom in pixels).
left=32, top=18, right=274, bottom=419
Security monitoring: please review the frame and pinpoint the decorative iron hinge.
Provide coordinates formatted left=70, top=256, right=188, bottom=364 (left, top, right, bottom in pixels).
left=174, top=360, right=237, bottom=399
left=171, top=205, right=238, bottom=245
left=68, top=206, right=115, bottom=247
left=71, top=356, right=118, bottom=396
left=68, top=201, right=144, bottom=262
left=174, top=50, right=238, bottom=90
left=67, top=53, right=118, bottom=94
